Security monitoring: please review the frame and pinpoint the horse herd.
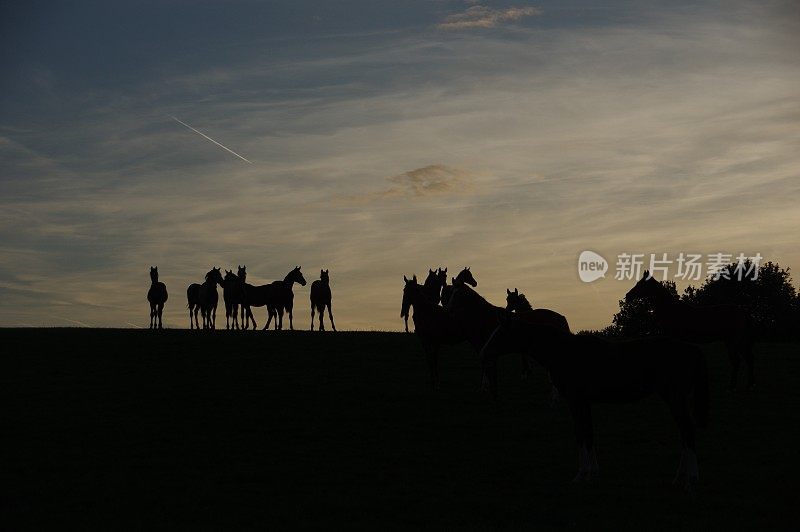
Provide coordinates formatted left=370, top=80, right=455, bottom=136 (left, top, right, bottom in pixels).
left=146, top=265, right=336, bottom=332
left=401, top=266, right=756, bottom=492
left=148, top=263, right=758, bottom=492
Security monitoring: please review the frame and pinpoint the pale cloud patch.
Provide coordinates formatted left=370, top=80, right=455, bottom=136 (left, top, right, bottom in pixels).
left=438, top=4, right=540, bottom=30
left=337, top=164, right=473, bottom=205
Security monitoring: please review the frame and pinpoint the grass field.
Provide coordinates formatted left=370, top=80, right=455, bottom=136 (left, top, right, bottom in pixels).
left=3, top=329, right=799, bottom=529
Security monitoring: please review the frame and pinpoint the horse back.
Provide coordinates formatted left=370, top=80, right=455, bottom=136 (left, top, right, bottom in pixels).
left=566, top=335, right=700, bottom=402
left=518, top=308, right=570, bottom=333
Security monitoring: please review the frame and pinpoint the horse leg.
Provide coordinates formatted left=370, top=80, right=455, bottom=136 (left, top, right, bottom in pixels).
left=225, top=303, right=231, bottom=330
left=327, top=303, right=336, bottom=332
left=233, top=304, right=239, bottom=330
left=264, top=307, right=273, bottom=331
left=158, top=303, right=164, bottom=329
left=667, top=393, right=698, bottom=491
left=149, top=303, right=155, bottom=329
left=310, top=302, right=315, bottom=331
left=288, top=304, right=294, bottom=330
left=277, top=308, right=284, bottom=330
left=212, top=304, right=217, bottom=330
left=194, top=307, right=200, bottom=329
left=404, top=315, right=409, bottom=333
left=725, top=339, right=741, bottom=391
left=569, top=398, right=594, bottom=482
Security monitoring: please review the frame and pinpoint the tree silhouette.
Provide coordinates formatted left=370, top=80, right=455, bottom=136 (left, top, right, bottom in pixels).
left=605, top=261, right=798, bottom=339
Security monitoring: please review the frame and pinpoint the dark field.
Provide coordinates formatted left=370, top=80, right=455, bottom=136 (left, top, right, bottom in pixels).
left=3, top=329, right=799, bottom=529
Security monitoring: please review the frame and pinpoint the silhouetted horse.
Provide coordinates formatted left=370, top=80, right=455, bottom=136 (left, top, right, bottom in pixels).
left=506, top=288, right=571, bottom=379
left=237, top=265, right=262, bottom=329
left=259, top=266, right=307, bottom=330
left=310, top=269, right=336, bottom=331
left=480, top=314, right=708, bottom=490
left=626, top=271, right=755, bottom=390
left=197, top=267, right=224, bottom=329
left=223, top=269, right=245, bottom=330
left=147, top=266, right=168, bottom=329
left=440, top=267, right=477, bottom=307
left=422, top=267, right=446, bottom=304
left=445, top=283, right=531, bottom=393
left=401, top=275, right=465, bottom=388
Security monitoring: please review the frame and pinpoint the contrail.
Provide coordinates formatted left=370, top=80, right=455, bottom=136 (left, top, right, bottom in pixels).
left=169, top=115, right=252, bottom=164
left=52, top=316, right=93, bottom=327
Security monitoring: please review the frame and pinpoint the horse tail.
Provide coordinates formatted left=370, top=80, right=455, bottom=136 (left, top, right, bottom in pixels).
left=692, top=352, right=709, bottom=429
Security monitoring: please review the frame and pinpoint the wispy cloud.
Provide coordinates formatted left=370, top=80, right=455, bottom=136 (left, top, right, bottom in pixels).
left=438, top=4, right=541, bottom=30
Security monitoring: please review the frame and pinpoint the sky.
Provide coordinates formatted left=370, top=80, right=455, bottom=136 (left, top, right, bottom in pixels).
left=1, top=0, right=799, bottom=330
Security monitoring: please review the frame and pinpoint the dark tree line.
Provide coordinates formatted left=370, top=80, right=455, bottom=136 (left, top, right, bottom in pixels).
left=595, top=261, right=799, bottom=339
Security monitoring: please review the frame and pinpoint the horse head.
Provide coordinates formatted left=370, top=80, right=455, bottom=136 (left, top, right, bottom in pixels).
left=224, top=270, right=238, bottom=283
left=150, top=266, right=158, bottom=283
left=456, top=267, right=478, bottom=288
left=320, top=269, right=330, bottom=283
left=290, top=266, right=307, bottom=286
left=436, top=267, right=447, bottom=287
left=625, top=270, right=660, bottom=302
left=506, top=288, right=520, bottom=311
left=206, top=267, right=224, bottom=286
left=237, top=265, right=247, bottom=283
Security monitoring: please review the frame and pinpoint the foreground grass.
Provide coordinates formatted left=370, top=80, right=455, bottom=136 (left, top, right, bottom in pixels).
left=2, top=329, right=799, bottom=529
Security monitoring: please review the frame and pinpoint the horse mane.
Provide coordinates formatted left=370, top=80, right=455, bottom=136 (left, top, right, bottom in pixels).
left=516, top=293, right=533, bottom=311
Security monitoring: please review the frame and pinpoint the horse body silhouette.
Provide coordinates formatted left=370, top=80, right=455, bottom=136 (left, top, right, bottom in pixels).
left=237, top=265, right=265, bottom=330
left=187, top=267, right=223, bottom=330
left=264, top=266, right=307, bottom=330
left=625, top=271, right=755, bottom=389
left=506, top=288, right=570, bottom=379
left=402, top=275, right=465, bottom=388
left=240, top=266, right=307, bottom=330
left=480, top=314, right=708, bottom=490
left=440, top=267, right=477, bottom=308
left=147, top=266, right=168, bottom=329
left=422, top=268, right=446, bottom=304
left=310, top=269, right=336, bottom=331
left=402, top=267, right=447, bottom=332
left=222, top=269, right=245, bottom=330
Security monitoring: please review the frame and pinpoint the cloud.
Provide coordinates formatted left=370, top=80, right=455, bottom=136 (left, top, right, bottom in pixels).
left=335, top=164, right=473, bottom=206
left=438, top=4, right=540, bottom=30
left=388, top=164, right=472, bottom=196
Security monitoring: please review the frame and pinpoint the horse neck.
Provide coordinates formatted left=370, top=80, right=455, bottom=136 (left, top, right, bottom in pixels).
left=649, top=288, right=677, bottom=314
left=283, top=273, right=296, bottom=285
left=516, top=296, right=533, bottom=311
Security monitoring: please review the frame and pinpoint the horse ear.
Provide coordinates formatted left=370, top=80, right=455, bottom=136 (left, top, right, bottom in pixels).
left=507, top=288, right=511, bottom=295
left=444, top=267, right=447, bottom=273
left=404, top=275, right=408, bottom=283
left=467, top=266, right=471, bottom=270
left=514, top=288, right=518, bottom=294
left=642, top=270, right=650, bottom=279
left=413, top=274, right=417, bottom=282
